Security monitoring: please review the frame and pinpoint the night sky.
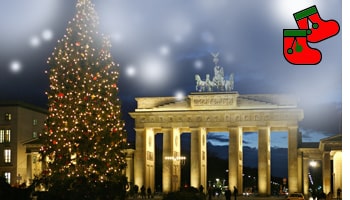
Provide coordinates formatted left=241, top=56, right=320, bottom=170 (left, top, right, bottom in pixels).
left=0, top=0, right=346, bottom=178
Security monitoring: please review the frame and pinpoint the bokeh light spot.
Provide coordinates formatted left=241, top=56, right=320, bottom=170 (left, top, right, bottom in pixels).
left=126, top=65, right=136, bottom=77
left=138, top=56, right=172, bottom=89
left=159, top=45, right=170, bottom=56
left=29, top=36, right=41, bottom=48
left=174, top=90, right=186, bottom=100
left=194, top=59, right=203, bottom=70
left=9, top=60, right=22, bottom=73
left=42, top=29, right=53, bottom=41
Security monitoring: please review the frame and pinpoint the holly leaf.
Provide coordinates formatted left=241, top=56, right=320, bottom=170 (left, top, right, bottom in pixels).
left=295, top=41, right=303, bottom=52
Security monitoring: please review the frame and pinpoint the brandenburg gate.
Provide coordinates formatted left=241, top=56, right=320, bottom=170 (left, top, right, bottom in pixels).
left=129, top=54, right=304, bottom=195
left=129, top=92, right=305, bottom=195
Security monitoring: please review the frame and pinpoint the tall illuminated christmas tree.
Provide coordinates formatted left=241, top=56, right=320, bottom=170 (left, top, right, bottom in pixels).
left=39, top=0, right=127, bottom=197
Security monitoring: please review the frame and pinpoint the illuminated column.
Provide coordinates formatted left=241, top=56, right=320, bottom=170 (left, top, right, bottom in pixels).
left=190, top=128, right=207, bottom=191
left=26, top=154, right=32, bottom=184
left=297, top=152, right=303, bottom=192
left=172, top=128, right=181, bottom=191
left=125, top=149, right=135, bottom=186
left=258, top=126, right=271, bottom=195
left=145, top=128, right=155, bottom=191
left=322, top=152, right=331, bottom=194
left=228, top=127, right=243, bottom=194
left=288, top=126, right=299, bottom=193
left=302, top=156, right=309, bottom=196
left=134, top=128, right=146, bottom=187
left=162, top=128, right=172, bottom=192
left=333, top=151, right=342, bottom=196
left=162, top=128, right=182, bottom=192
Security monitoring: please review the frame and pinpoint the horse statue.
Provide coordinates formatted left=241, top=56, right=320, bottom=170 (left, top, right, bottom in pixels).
left=195, top=53, right=235, bottom=92
left=224, top=73, right=234, bottom=91
left=195, top=74, right=207, bottom=92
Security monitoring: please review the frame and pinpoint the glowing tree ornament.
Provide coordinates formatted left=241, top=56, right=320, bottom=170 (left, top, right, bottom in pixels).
left=39, top=0, right=128, bottom=198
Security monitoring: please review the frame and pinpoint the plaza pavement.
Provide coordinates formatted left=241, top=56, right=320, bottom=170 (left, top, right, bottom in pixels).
left=127, top=194, right=340, bottom=200
left=127, top=194, right=288, bottom=200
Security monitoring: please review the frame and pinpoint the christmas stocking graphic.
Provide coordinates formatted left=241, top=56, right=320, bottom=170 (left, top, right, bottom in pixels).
left=293, top=5, right=340, bottom=43
left=283, top=29, right=322, bottom=65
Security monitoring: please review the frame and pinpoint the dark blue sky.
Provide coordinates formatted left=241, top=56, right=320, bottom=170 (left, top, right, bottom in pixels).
left=0, top=1, right=345, bottom=178
left=0, top=0, right=342, bottom=145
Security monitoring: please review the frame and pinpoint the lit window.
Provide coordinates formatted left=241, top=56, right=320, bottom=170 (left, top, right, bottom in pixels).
left=4, top=149, right=11, bottom=163
left=5, top=113, right=11, bottom=121
left=33, top=131, right=38, bottom=138
left=4, top=130, right=10, bottom=143
left=0, top=129, right=11, bottom=143
left=0, top=130, right=4, bottom=143
left=4, top=172, right=11, bottom=184
left=33, top=119, right=38, bottom=126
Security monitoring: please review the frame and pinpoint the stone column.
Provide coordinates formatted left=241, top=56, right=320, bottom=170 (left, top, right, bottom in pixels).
left=162, top=128, right=172, bottom=192
left=145, top=128, right=155, bottom=191
left=173, top=128, right=181, bottom=191
left=134, top=128, right=146, bottom=188
left=322, top=152, right=331, bottom=195
left=162, top=128, right=182, bottom=192
left=258, top=126, right=271, bottom=195
left=288, top=126, right=299, bottom=193
left=228, top=127, right=243, bottom=194
left=125, top=149, right=135, bottom=186
left=302, top=156, right=309, bottom=196
left=190, top=128, right=207, bottom=191
left=333, top=151, right=342, bottom=197
left=26, top=154, right=32, bottom=184
left=297, top=152, right=303, bottom=192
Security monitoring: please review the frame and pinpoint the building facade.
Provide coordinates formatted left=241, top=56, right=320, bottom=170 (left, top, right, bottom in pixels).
left=299, top=135, right=342, bottom=198
left=0, top=102, right=46, bottom=185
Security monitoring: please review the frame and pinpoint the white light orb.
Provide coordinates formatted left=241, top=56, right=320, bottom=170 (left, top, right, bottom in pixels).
left=159, top=45, right=170, bottom=56
left=42, top=29, right=53, bottom=41
left=126, top=65, right=136, bottom=77
left=194, top=59, right=203, bottom=70
left=138, top=56, right=172, bottom=90
left=29, top=36, right=41, bottom=48
left=174, top=90, right=185, bottom=100
left=9, top=60, right=22, bottom=73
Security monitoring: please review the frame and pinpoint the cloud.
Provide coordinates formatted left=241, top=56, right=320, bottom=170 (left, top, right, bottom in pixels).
left=207, top=133, right=228, bottom=146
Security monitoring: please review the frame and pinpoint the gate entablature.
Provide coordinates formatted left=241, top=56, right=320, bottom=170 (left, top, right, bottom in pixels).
left=130, top=92, right=303, bottom=129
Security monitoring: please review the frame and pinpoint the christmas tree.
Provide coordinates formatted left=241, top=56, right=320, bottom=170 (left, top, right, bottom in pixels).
left=39, top=0, right=127, bottom=197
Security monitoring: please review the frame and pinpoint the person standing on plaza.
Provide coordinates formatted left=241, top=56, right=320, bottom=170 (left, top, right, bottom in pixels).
left=147, top=187, right=152, bottom=199
left=233, top=186, right=238, bottom=200
left=133, top=185, right=139, bottom=200
left=337, top=188, right=341, bottom=200
left=140, top=185, right=146, bottom=199
left=225, top=188, right=231, bottom=200
left=208, top=186, right=213, bottom=200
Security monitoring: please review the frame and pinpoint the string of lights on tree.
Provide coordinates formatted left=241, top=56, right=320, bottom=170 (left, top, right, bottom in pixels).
left=40, top=0, right=127, bottom=183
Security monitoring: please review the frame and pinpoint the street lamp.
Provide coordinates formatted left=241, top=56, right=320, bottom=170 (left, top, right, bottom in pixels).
left=309, top=160, right=318, bottom=167
left=164, top=156, right=186, bottom=164
left=309, top=160, right=322, bottom=197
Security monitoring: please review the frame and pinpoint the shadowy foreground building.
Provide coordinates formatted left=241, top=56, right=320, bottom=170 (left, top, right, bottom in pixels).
left=0, top=101, right=46, bottom=185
